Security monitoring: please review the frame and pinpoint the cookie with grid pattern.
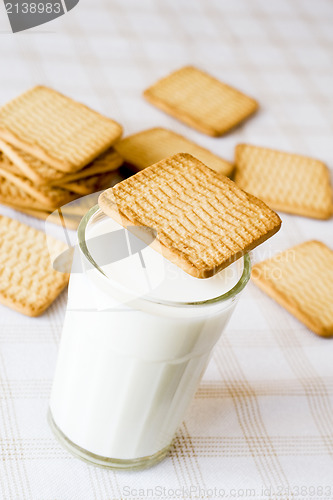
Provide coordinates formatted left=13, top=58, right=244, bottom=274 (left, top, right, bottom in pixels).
left=0, top=215, right=69, bottom=316
left=143, top=66, right=258, bottom=136
left=252, top=241, right=333, bottom=337
left=0, top=139, right=123, bottom=185
left=235, top=144, right=333, bottom=219
left=0, top=155, right=78, bottom=210
left=98, top=153, right=281, bottom=278
left=0, top=86, right=123, bottom=172
left=114, top=127, right=233, bottom=176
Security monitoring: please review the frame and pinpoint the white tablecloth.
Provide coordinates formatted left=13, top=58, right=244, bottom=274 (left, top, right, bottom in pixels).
left=1, top=0, right=333, bottom=498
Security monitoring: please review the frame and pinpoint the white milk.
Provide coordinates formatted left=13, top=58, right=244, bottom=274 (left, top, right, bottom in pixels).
left=49, top=210, right=250, bottom=467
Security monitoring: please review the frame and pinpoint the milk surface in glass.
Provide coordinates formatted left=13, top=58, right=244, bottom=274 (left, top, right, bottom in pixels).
left=49, top=206, right=251, bottom=469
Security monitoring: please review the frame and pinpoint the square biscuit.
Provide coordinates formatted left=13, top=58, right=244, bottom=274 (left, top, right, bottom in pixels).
left=235, top=144, right=333, bottom=219
left=114, top=127, right=233, bottom=176
left=252, top=241, right=333, bottom=337
left=0, top=139, right=123, bottom=185
left=0, top=215, right=69, bottom=316
left=0, top=86, right=123, bottom=172
left=143, top=66, right=258, bottom=136
left=98, top=153, right=281, bottom=278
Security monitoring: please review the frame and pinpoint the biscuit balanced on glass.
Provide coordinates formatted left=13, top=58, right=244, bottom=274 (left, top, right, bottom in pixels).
left=99, top=153, right=281, bottom=278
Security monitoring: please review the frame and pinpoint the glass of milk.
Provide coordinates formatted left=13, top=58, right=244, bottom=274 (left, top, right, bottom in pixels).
left=49, top=205, right=251, bottom=470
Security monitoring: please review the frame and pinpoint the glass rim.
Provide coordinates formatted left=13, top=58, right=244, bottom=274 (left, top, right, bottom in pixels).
left=78, top=205, right=251, bottom=309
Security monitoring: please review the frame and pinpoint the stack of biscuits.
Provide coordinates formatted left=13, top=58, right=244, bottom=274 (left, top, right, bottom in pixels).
left=0, top=85, right=124, bottom=222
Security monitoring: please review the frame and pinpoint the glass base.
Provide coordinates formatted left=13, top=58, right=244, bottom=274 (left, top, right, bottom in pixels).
left=47, top=409, right=171, bottom=470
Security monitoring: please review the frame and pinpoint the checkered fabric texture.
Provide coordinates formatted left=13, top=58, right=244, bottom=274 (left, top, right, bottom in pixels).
left=0, top=0, right=333, bottom=499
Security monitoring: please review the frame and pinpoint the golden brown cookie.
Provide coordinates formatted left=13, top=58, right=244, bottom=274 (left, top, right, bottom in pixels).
left=99, top=153, right=281, bottom=278
left=235, top=144, right=333, bottom=219
left=0, top=215, right=69, bottom=316
left=114, top=127, right=233, bottom=176
left=143, top=66, right=258, bottom=136
left=252, top=241, right=333, bottom=337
